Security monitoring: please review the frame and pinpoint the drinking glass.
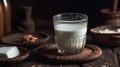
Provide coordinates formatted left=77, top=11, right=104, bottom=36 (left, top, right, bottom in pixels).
left=53, top=13, right=88, bottom=54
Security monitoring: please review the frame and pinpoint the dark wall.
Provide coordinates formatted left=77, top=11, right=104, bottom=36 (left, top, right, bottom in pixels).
left=11, top=0, right=119, bottom=30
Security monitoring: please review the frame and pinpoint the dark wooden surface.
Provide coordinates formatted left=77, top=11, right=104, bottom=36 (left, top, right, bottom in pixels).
left=0, top=30, right=120, bottom=67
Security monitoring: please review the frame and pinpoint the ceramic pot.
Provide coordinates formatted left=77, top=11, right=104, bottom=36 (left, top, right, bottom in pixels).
left=0, top=0, right=11, bottom=38
left=0, top=0, right=4, bottom=38
left=100, top=8, right=120, bottom=26
left=3, top=0, right=11, bottom=35
left=18, top=6, right=35, bottom=33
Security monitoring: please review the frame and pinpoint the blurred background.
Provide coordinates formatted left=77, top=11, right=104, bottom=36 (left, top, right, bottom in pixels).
left=11, top=0, right=119, bottom=31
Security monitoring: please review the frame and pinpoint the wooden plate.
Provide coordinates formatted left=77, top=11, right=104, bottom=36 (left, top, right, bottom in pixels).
left=37, top=44, right=102, bottom=63
left=0, top=47, right=29, bottom=63
left=1, top=32, right=49, bottom=47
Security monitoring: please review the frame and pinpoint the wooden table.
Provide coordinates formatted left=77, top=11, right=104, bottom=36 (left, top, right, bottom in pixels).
left=0, top=29, right=120, bottom=67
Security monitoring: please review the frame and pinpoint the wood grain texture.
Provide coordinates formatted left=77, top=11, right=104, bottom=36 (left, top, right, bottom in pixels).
left=113, top=47, right=120, bottom=67
left=82, top=48, right=119, bottom=67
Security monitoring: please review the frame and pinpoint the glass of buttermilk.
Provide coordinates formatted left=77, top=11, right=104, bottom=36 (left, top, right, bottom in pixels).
left=53, top=13, right=88, bottom=54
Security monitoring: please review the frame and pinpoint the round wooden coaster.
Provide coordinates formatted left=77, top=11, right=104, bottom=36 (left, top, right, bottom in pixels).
left=37, top=44, right=102, bottom=63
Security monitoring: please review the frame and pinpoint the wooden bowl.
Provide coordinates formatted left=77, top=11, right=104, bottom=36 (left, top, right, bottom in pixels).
left=90, top=25, right=120, bottom=46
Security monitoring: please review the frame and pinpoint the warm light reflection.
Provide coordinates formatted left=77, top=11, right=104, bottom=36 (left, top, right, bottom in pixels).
left=3, top=0, right=7, bottom=7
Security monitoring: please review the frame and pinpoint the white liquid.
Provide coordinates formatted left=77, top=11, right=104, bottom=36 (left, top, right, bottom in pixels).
left=55, top=23, right=87, bottom=54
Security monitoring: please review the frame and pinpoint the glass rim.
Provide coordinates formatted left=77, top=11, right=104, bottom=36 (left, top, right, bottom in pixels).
left=53, top=13, right=88, bottom=22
